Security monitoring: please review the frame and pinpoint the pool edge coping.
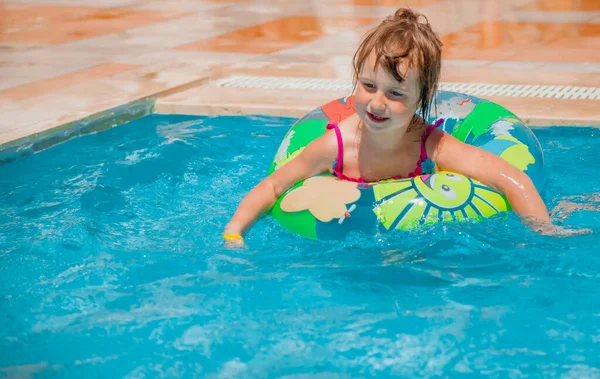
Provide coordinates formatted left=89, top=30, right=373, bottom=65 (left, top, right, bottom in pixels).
left=0, top=98, right=155, bottom=165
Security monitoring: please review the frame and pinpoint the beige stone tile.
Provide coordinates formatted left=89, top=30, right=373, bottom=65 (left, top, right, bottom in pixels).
left=253, top=52, right=347, bottom=66
left=0, top=77, right=35, bottom=91
left=0, top=41, right=44, bottom=50
left=0, top=45, right=106, bottom=67
left=442, top=65, right=600, bottom=87
left=294, top=3, right=413, bottom=18
left=518, top=0, right=600, bottom=11
left=443, top=21, right=558, bottom=50
left=59, top=10, right=290, bottom=53
left=156, top=84, right=349, bottom=118
left=500, top=10, right=600, bottom=23
left=0, top=63, right=140, bottom=102
left=105, top=61, right=213, bottom=92
left=536, top=62, right=600, bottom=73
left=417, top=0, right=509, bottom=36
left=4, top=0, right=143, bottom=7
left=1, top=3, right=188, bottom=45
left=212, top=61, right=345, bottom=80
left=336, top=0, right=440, bottom=6
left=442, top=47, right=518, bottom=62
left=116, top=50, right=260, bottom=66
left=0, top=43, right=144, bottom=92
left=177, top=16, right=376, bottom=54
left=485, top=61, right=600, bottom=74
left=0, top=62, right=92, bottom=91
left=255, top=54, right=357, bottom=81
left=545, top=23, right=600, bottom=48
left=514, top=46, right=600, bottom=63
left=443, top=60, right=493, bottom=68
left=442, top=21, right=600, bottom=63
left=484, top=96, right=600, bottom=126
left=272, top=28, right=371, bottom=57
left=214, top=0, right=313, bottom=16
left=0, top=61, right=212, bottom=145
left=45, top=44, right=165, bottom=66
left=131, top=0, right=229, bottom=12
left=254, top=55, right=357, bottom=81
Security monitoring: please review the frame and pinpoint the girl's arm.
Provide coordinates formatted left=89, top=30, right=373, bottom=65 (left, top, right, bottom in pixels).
left=426, top=129, right=551, bottom=223
left=224, top=131, right=338, bottom=238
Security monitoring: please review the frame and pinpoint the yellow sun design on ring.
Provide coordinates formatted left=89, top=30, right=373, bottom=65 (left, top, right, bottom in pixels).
left=372, top=172, right=511, bottom=230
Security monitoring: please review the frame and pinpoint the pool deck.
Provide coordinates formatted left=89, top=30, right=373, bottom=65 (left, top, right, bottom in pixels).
left=1, top=0, right=600, bottom=152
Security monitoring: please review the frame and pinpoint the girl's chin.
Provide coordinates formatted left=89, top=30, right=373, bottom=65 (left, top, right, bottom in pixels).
left=360, top=115, right=392, bottom=132
left=363, top=122, right=389, bottom=132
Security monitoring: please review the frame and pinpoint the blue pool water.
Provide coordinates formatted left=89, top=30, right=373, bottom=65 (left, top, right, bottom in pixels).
left=1, top=115, right=599, bottom=378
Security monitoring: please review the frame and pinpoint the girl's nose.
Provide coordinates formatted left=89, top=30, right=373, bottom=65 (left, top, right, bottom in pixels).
left=370, top=92, right=386, bottom=111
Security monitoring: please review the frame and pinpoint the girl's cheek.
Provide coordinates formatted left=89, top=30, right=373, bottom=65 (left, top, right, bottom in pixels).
left=354, top=94, right=366, bottom=111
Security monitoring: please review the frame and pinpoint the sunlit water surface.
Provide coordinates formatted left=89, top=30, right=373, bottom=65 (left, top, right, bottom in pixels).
left=1, top=115, right=599, bottom=378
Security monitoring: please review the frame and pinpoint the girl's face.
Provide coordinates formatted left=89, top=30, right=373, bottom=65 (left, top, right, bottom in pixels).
left=354, top=52, right=421, bottom=134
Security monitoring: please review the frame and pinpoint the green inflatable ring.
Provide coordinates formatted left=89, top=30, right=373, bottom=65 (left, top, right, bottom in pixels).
left=268, top=91, right=545, bottom=240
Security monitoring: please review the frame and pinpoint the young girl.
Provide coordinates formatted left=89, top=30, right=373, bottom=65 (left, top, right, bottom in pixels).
left=222, top=8, right=551, bottom=245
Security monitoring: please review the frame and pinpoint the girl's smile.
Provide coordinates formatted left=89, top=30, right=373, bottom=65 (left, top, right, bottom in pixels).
left=366, top=111, right=389, bottom=124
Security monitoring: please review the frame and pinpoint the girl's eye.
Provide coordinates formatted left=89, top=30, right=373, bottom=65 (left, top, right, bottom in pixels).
left=363, top=82, right=375, bottom=89
left=391, top=91, right=403, bottom=97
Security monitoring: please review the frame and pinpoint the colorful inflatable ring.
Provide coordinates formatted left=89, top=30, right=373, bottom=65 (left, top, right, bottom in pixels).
left=268, top=91, right=545, bottom=240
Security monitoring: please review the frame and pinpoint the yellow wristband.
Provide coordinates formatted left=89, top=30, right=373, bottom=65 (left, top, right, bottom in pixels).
left=223, top=233, right=243, bottom=241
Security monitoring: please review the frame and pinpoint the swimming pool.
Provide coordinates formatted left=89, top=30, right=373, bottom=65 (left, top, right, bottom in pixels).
left=1, top=115, right=599, bottom=377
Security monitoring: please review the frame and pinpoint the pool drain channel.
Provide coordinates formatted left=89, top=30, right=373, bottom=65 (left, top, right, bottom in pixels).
left=215, top=75, right=600, bottom=100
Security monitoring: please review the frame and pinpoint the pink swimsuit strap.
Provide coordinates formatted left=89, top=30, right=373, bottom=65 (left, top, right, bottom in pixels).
left=326, top=118, right=443, bottom=183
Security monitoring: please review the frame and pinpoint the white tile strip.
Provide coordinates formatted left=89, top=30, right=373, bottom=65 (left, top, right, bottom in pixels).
left=216, top=75, right=352, bottom=92
left=215, top=75, right=600, bottom=100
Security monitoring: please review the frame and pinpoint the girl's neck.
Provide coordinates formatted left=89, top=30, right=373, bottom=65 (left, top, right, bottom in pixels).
left=358, top=118, right=420, bottom=153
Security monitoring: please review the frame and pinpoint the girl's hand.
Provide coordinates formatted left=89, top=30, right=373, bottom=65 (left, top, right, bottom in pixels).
left=223, top=232, right=246, bottom=248
left=524, top=218, right=593, bottom=237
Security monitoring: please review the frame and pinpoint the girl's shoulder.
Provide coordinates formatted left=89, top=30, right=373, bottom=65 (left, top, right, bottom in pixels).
left=334, top=113, right=361, bottom=143
left=423, top=119, right=449, bottom=159
left=337, top=113, right=360, bottom=131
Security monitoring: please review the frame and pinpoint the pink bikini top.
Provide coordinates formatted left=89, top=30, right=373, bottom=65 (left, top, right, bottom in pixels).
left=326, top=118, right=444, bottom=183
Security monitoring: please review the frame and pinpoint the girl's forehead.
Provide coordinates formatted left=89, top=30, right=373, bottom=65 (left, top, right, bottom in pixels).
left=361, top=53, right=420, bottom=90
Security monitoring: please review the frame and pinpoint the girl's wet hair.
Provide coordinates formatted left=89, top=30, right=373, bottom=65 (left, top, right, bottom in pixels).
left=352, top=8, right=443, bottom=123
